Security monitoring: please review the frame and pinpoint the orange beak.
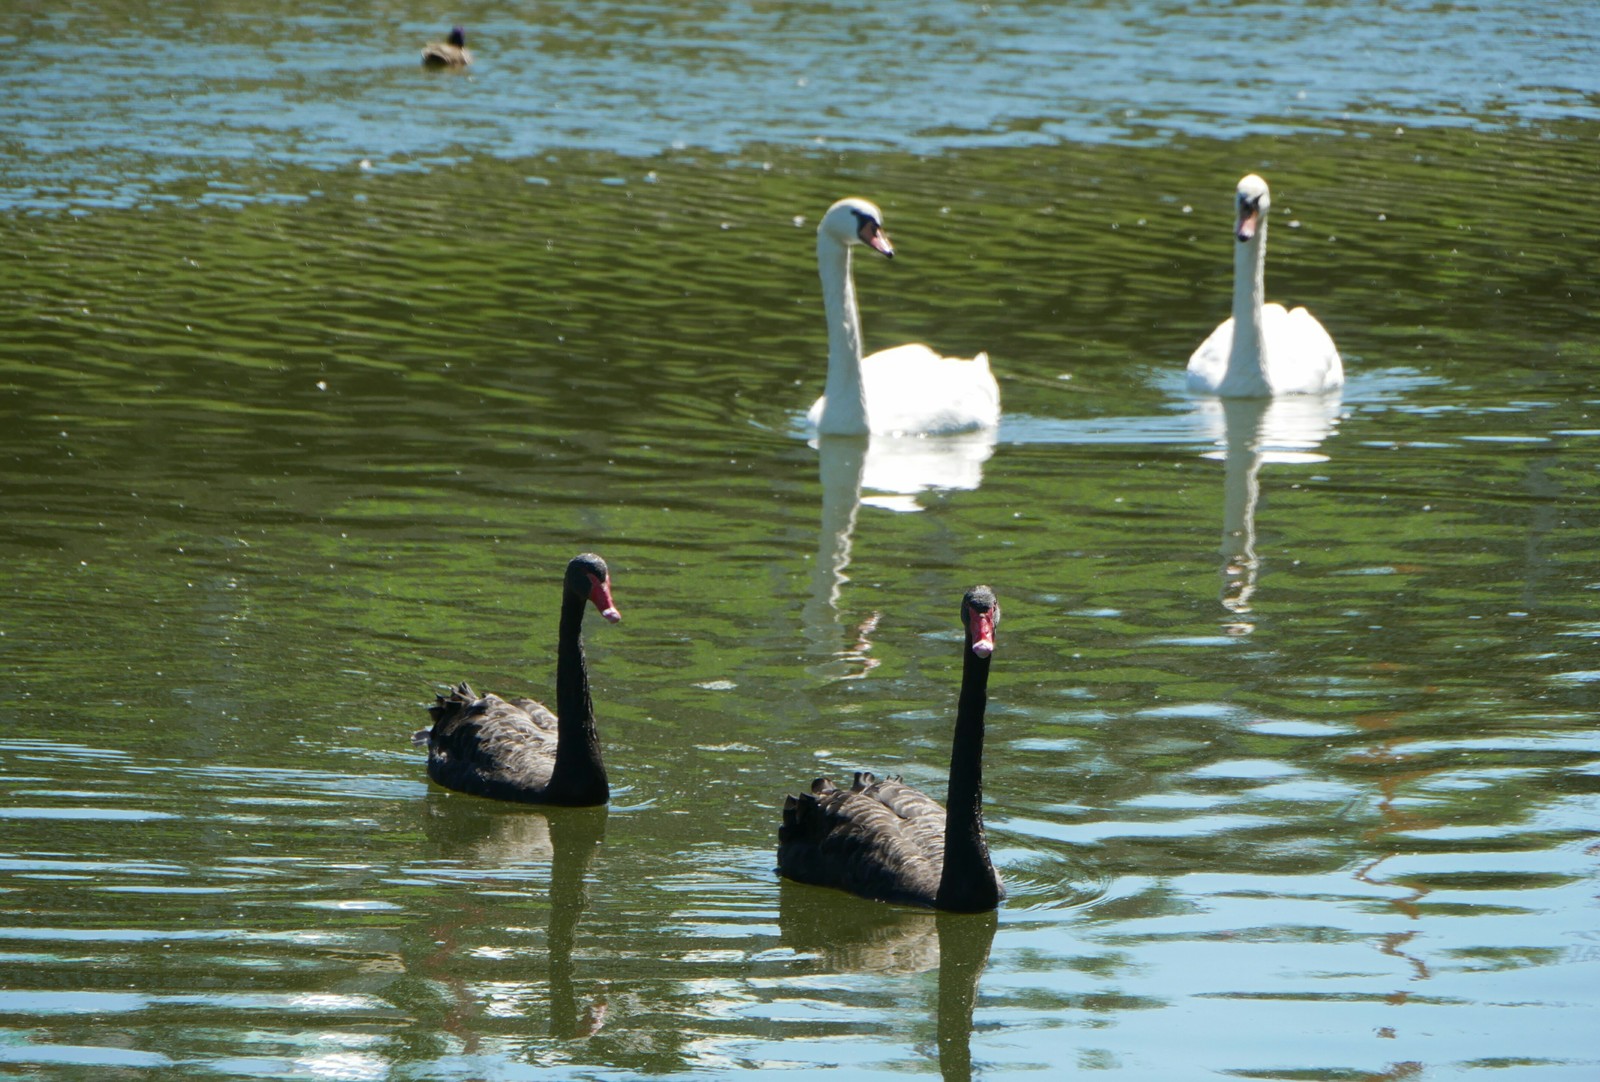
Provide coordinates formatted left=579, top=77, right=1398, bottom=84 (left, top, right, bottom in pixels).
left=858, top=219, right=895, bottom=258
left=1236, top=200, right=1260, bottom=243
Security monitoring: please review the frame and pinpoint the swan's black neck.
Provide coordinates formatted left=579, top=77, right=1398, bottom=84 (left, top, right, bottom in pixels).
left=935, top=643, right=999, bottom=913
left=549, top=590, right=609, bottom=805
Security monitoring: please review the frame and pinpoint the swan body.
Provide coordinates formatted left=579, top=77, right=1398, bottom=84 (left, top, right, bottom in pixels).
left=808, top=198, right=999, bottom=436
left=422, top=26, right=473, bottom=68
left=779, top=586, right=1005, bottom=912
left=416, top=553, right=620, bottom=806
left=1187, top=175, right=1343, bottom=397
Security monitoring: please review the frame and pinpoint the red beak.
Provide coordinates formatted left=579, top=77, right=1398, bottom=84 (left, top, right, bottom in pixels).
left=969, top=608, right=996, bottom=658
left=588, top=573, right=621, bottom=623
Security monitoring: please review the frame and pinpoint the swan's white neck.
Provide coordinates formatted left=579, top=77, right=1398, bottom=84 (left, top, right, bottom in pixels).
left=816, top=234, right=870, bottom=435
left=1225, top=223, right=1270, bottom=395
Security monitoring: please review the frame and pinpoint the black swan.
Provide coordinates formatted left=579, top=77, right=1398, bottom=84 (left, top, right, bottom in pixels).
left=778, top=585, right=1004, bottom=912
left=422, top=26, right=473, bottom=68
left=416, top=553, right=620, bottom=806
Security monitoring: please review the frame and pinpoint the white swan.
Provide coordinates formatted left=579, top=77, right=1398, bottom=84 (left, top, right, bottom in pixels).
left=808, top=198, right=1000, bottom=435
left=1187, top=175, right=1343, bottom=397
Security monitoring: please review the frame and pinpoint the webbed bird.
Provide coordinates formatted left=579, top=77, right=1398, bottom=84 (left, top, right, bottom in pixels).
left=416, top=553, right=620, bottom=806
left=779, top=585, right=1004, bottom=912
left=1187, top=174, right=1343, bottom=396
left=422, top=26, right=473, bottom=69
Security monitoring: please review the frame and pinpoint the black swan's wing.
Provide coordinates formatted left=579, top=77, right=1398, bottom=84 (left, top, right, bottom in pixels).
left=778, top=772, right=947, bottom=907
left=423, top=682, right=560, bottom=798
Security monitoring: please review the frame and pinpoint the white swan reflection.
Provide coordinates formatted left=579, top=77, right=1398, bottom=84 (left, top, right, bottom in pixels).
left=802, top=430, right=996, bottom=672
left=1196, top=392, right=1344, bottom=624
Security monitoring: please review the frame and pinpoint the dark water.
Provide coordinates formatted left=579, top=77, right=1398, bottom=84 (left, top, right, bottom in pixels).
left=3, top=2, right=1599, bottom=1079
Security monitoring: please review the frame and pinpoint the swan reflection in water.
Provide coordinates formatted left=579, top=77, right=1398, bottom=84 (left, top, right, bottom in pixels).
left=1196, top=392, right=1344, bottom=627
left=779, top=883, right=998, bottom=1082
left=803, top=431, right=996, bottom=675
left=417, top=797, right=609, bottom=1041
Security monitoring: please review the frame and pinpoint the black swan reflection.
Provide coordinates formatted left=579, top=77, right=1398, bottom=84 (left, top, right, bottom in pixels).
left=779, top=882, right=998, bottom=1081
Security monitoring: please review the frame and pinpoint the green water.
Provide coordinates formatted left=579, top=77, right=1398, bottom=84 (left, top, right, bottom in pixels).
left=3, top=5, right=1600, bottom=1078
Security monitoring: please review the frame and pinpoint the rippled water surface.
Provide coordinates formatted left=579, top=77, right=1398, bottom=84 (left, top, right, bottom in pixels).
left=5, top=0, right=1600, bottom=211
left=3, top=2, right=1599, bottom=1079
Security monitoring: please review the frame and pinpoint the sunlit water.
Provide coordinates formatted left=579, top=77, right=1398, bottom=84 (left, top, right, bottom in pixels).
left=5, top=0, right=1599, bottom=212
left=3, top=2, right=1599, bottom=1079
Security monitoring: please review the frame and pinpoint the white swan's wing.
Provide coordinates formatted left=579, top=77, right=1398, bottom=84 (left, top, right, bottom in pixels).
left=1186, top=318, right=1235, bottom=394
left=857, top=345, right=1000, bottom=435
left=1286, top=305, right=1344, bottom=389
left=1262, top=304, right=1344, bottom=393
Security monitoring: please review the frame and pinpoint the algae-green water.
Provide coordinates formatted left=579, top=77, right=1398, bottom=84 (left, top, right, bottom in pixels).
left=3, top=2, right=1598, bottom=1078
